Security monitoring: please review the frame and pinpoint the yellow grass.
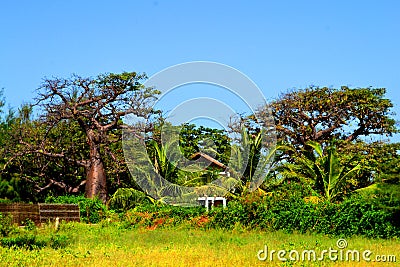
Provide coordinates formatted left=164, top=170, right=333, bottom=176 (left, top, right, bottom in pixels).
left=0, top=223, right=398, bottom=267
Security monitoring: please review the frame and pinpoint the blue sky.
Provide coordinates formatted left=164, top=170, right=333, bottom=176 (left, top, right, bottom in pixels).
left=1, top=1, right=399, bottom=140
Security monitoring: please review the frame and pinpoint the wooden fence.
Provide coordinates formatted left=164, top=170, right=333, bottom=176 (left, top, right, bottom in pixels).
left=0, top=203, right=80, bottom=225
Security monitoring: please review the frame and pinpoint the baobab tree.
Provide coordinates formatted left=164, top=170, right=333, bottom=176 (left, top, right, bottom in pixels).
left=29, top=72, right=159, bottom=202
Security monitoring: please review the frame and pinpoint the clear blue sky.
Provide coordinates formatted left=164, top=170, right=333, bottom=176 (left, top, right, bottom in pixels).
left=1, top=1, right=399, bottom=140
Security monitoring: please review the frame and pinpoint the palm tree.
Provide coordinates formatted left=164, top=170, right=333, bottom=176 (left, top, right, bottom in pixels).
left=148, top=139, right=179, bottom=184
left=228, top=127, right=279, bottom=195
left=280, top=141, right=361, bottom=202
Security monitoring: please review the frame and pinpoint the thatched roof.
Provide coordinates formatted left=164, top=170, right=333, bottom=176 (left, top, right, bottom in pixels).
left=189, top=152, right=227, bottom=170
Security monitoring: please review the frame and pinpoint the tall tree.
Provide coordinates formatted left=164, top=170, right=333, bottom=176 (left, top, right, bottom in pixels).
left=253, top=86, right=398, bottom=195
left=25, top=72, right=158, bottom=202
left=258, top=86, right=397, bottom=147
left=177, top=123, right=231, bottom=165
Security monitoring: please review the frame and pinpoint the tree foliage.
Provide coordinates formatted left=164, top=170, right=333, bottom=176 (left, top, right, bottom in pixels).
left=1, top=80, right=399, bottom=207
left=279, top=141, right=362, bottom=202
left=260, top=86, right=397, bottom=147
left=8, top=72, right=159, bottom=203
left=0, top=105, right=88, bottom=201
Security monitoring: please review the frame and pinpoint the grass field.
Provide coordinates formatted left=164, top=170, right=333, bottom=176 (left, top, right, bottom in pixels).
left=0, top=222, right=399, bottom=267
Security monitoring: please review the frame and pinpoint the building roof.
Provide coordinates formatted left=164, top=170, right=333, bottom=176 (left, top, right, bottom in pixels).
left=189, top=152, right=227, bottom=170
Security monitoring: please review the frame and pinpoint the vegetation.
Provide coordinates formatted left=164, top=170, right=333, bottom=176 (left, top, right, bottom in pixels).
left=45, top=195, right=108, bottom=223
left=3, top=73, right=159, bottom=203
left=0, top=212, right=398, bottom=266
left=264, top=86, right=397, bottom=146
left=277, top=141, right=362, bottom=202
left=0, top=74, right=400, bottom=265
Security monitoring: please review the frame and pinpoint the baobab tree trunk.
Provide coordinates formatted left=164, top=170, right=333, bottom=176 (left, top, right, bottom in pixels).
left=85, top=137, right=108, bottom=203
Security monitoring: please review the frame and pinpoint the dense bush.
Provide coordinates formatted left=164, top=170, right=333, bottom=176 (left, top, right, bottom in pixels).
left=329, top=195, right=400, bottom=238
left=45, top=195, right=107, bottom=223
left=207, top=190, right=400, bottom=238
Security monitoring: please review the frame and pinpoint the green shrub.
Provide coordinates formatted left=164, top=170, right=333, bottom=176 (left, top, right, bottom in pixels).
left=108, top=188, right=153, bottom=212
left=21, top=218, right=36, bottom=231
left=328, top=195, right=399, bottom=238
left=0, top=234, right=46, bottom=250
left=0, top=232, right=70, bottom=250
left=0, top=213, right=16, bottom=237
left=49, top=233, right=70, bottom=249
